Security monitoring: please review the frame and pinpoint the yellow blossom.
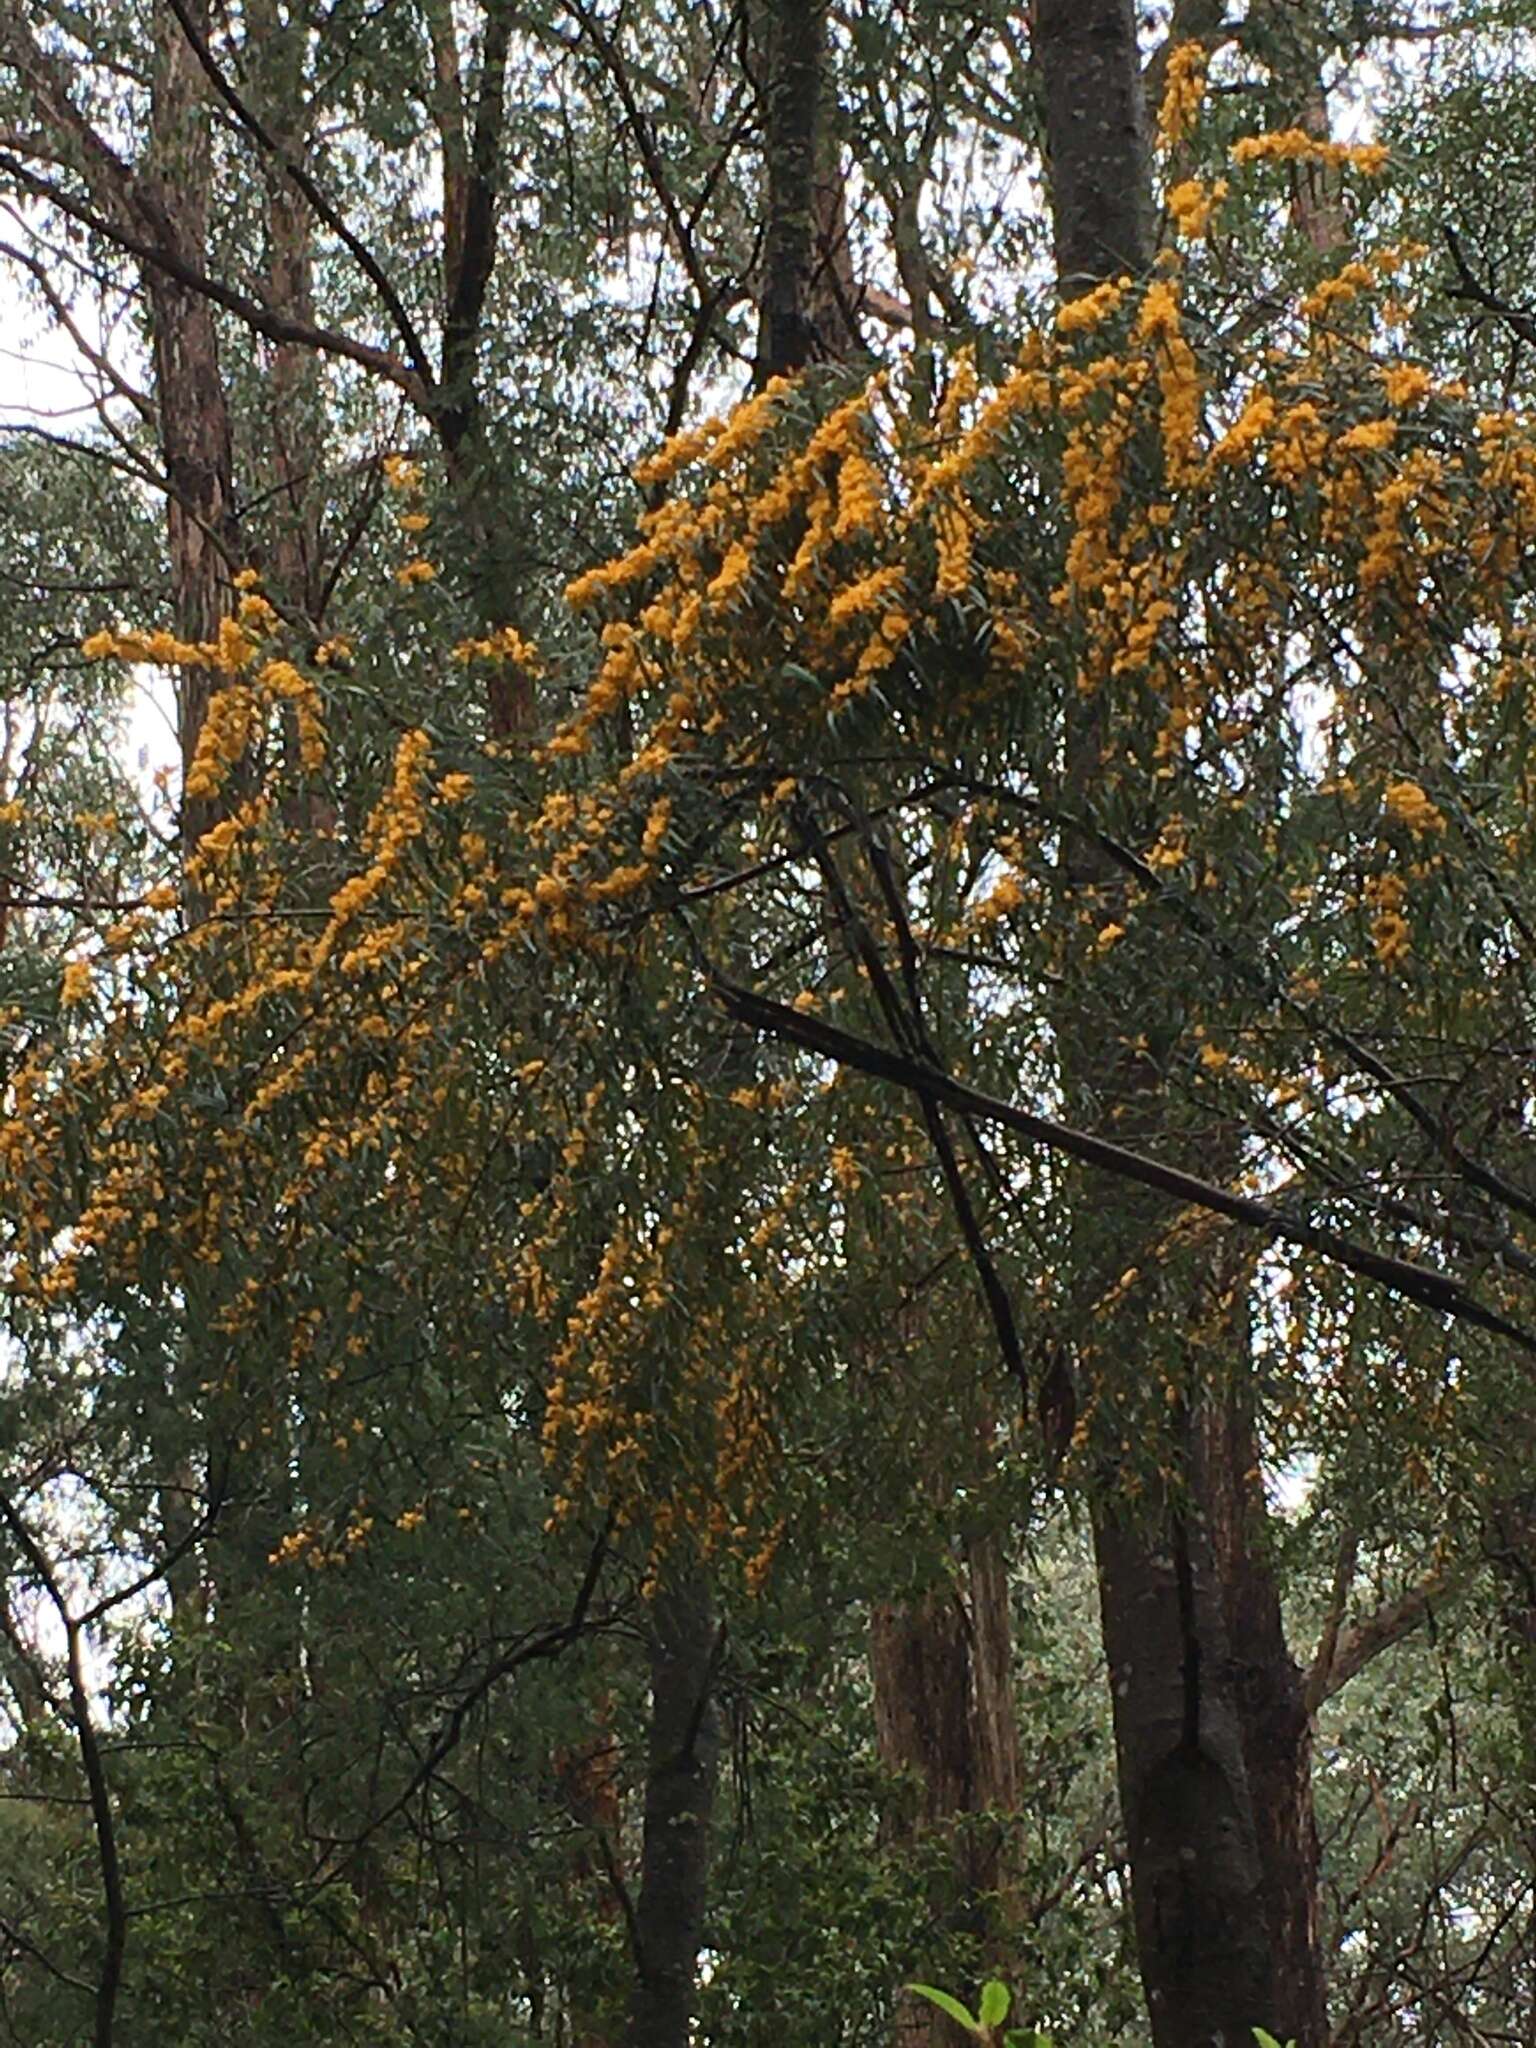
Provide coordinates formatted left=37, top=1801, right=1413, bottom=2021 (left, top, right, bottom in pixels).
left=1157, top=42, right=1208, bottom=151
left=1231, top=130, right=1388, bottom=175
left=1383, top=778, right=1446, bottom=833
left=1166, top=176, right=1227, bottom=240
left=1339, top=418, right=1397, bottom=455
left=1381, top=363, right=1432, bottom=409
left=60, top=959, right=93, bottom=1007
left=1056, top=277, right=1127, bottom=335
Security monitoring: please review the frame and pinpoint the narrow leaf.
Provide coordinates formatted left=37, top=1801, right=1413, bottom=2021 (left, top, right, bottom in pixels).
left=906, top=1985, right=980, bottom=2033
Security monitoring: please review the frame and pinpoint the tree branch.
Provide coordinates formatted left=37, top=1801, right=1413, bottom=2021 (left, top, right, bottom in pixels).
left=704, top=966, right=1536, bottom=1357
left=0, top=153, right=430, bottom=407
left=160, top=0, right=437, bottom=392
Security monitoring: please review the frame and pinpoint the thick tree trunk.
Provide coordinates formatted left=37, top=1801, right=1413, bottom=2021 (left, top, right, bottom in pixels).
left=145, top=0, right=242, bottom=1626
left=624, top=1570, right=719, bottom=2048
left=1036, top=0, right=1154, bottom=296
left=1201, top=1389, right=1329, bottom=2046
left=1035, top=6, right=1326, bottom=2041
left=1094, top=1492, right=1277, bottom=2042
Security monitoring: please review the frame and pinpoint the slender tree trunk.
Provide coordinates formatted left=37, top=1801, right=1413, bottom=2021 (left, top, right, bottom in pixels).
left=1035, top=5, right=1326, bottom=2040
left=146, top=0, right=242, bottom=1625
left=755, top=0, right=829, bottom=384
left=872, top=1529, right=1024, bottom=2048
left=147, top=0, right=240, bottom=842
left=623, top=1570, right=719, bottom=2048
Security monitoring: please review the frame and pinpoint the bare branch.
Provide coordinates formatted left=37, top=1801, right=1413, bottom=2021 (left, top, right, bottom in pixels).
left=0, top=153, right=430, bottom=406
left=1308, top=1566, right=1451, bottom=1712
left=704, top=965, right=1536, bottom=1357
left=160, top=0, right=437, bottom=391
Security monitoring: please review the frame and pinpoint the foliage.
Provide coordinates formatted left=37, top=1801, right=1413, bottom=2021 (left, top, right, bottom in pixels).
left=3, top=1, right=1536, bottom=2042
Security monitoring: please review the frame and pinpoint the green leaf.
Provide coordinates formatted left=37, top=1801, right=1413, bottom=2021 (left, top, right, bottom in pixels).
left=978, top=1982, right=1010, bottom=2029
left=1253, top=2032, right=1295, bottom=2048
left=1003, top=2032, right=1053, bottom=2048
left=906, top=1985, right=979, bottom=2033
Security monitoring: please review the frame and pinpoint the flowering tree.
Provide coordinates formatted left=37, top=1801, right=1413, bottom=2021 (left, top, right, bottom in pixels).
left=5, top=2, right=1536, bottom=2044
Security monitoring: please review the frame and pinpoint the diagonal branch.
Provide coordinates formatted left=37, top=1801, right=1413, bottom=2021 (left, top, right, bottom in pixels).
left=160, top=0, right=437, bottom=391
left=705, top=966, right=1536, bottom=1356
left=1443, top=223, right=1536, bottom=348
left=0, top=153, right=430, bottom=406
left=1306, top=1565, right=1453, bottom=1712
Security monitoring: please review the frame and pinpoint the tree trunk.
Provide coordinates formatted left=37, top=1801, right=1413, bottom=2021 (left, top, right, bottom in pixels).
left=755, top=0, right=830, bottom=383
left=872, top=1530, right=1024, bottom=2048
left=1094, top=1488, right=1278, bottom=2043
left=623, top=1570, right=719, bottom=2048
left=145, top=0, right=242, bottom=1627
left=1201, top=1387, right=1329, bottom=2047
left=1035, top=5, right=1326, bottom=2040
left=247, top=0, right=323, bottom=626
left=147, top=0, right=240, bottom=845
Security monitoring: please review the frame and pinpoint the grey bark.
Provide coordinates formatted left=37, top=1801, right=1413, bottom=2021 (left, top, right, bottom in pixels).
left=623, top=1570, right=720, bottom=2048
left=755, top=0, right=830, bottom=382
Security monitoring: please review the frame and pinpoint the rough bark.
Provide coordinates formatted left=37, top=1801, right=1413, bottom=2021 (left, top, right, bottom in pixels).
left=143, top=0, right=243, bottom=1634
left=147, top=0, right=240, bottom=841
left=623, top=1570, right=720, bottom=2048
left=1200, top=1390, right=1329, bottom=2046
left=1036, top=5, right=1326, bottom=2041
left=871, top=1530, right=1024, bottom=2048
left=247, top=0, right=323, bottom=625
left=1036, top=0, right=1154, bottom=295
left=1095, top=1488, right=1279, bottom=2043
left=755, top=0, right=830, bottom=383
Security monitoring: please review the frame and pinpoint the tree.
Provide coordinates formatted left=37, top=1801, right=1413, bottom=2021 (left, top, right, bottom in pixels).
left=5, top=2, right=1536, bottom=2043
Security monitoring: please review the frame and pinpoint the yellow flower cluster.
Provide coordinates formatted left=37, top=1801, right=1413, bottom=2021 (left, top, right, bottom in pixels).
left=1158, top=42, right=1209, bottom=151
left=1366, top=871, right=1411, bottom=966
left=319, top=728, right=433, bottom=946
left=453, top=625, right=541, bottom=669
left=1166, top=177, right=1226, bottom=240
left=1138, top=280, right=1201, bottom=482
left=1210, top=392, right=1276, bottom=466
left=1381, top=363, right=1433, bottom=409
left=1056, top=278, right=1128, bottom=336
left=60, top=958, right=93, bottom=1007
left=1231, top=130, right=1388, bottom=176
left=1383, top=778, right=1446, bottom=834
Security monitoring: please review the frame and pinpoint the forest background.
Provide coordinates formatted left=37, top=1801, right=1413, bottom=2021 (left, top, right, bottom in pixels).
left=2, top=1, right=1536, bottom=2044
